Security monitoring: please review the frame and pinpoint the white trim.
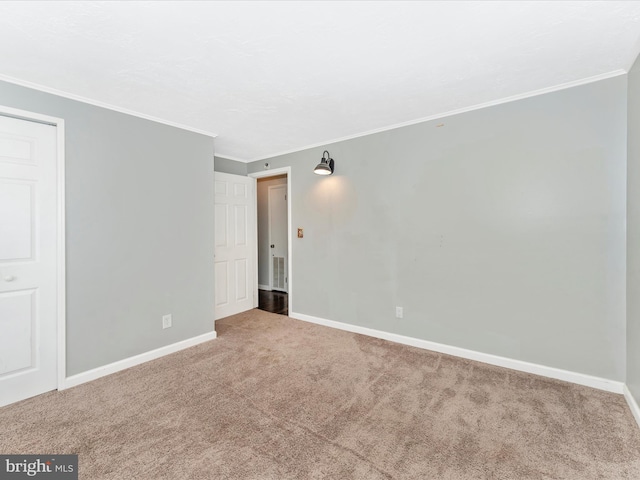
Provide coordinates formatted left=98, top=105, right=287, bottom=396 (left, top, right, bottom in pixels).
left=60, top=331, right=217, bottom=390
left=289, top=311, right=625, bottom=394
left=214, top=154, right=246, bottom=163
left=624, top=385, right=640, bottom=429
left=249, top=167, right=293, bottom=312
left=0, top=104, right=67, bottom=397
left=56, top=120, right=66, bottom=390
left=237, top=70, right=626, bottom=163
left=0, top=74, right=217, bottom=139
left=251, top=176, right=259, bottom=308
left=0, top=104, right=65, bottom=127
left=249, top=167, right=291, bottom=180
left=259, top=284, right=272, bottom=291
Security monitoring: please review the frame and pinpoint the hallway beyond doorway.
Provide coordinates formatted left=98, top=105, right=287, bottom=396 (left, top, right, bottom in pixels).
left=258, top=289, right=288, bottom=316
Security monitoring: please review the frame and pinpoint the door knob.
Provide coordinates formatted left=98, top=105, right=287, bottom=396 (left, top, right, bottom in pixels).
left=4, top=276, right=16, bottom=282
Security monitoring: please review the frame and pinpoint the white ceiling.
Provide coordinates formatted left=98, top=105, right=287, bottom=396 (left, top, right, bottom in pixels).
left=0, top=1, right=639, bottom=162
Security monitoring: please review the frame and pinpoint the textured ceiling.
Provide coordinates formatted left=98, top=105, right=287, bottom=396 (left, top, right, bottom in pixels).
left=0, top=1, right=639, bottom=162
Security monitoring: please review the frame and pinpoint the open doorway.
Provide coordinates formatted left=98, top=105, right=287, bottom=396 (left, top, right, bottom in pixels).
left=255, top=172, right=289, bottom=315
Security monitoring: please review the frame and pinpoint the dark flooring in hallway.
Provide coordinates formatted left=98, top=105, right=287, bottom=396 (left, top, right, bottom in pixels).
left=258, top=289, right=288, bottom=315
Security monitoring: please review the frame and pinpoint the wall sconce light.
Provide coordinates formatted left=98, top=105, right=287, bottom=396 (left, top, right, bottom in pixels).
left=314, top=150, right=334, bottom=176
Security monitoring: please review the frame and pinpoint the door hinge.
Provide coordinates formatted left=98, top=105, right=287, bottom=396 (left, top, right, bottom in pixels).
left=285, top=194, right=287, bottom=201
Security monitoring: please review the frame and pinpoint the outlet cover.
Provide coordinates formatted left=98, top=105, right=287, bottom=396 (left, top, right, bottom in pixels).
left=395, top=307, right=403, bottom=319
left=162, top=314, right=172, bottom=329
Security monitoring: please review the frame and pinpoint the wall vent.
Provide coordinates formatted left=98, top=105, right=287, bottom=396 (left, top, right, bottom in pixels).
left=272, top=256, right=286, bottom=291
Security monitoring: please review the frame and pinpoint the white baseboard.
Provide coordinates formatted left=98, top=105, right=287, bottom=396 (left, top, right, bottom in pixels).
left=624, top=385, right=640, bottom=429
left=258, top=284, right=272, bottom=291
left=60, top=330, right=217, bottom=390
left=289, top=311, right=624, bottom=394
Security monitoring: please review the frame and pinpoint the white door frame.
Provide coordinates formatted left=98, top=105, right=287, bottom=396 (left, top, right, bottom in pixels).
left=248, top=167, right=292, bottom=313
left=0, top=104, right=66, bottom=391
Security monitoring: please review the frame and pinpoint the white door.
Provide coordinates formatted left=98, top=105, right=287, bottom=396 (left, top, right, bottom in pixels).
left=0, top=115, right=58, bottom=407
left=268, top=184, right=288, bottom=292
left=214, top=172, right=255, bottom=320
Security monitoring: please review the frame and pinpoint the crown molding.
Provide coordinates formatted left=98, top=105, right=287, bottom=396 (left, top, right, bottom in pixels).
left=0, top=73, right=217, bottom=138
left=243, top=69, right=627, bottom=163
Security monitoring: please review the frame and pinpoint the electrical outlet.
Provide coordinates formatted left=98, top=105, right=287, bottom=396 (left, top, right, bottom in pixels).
left=396, top=306, right=403, bottom=319
left=162, top=314, right=172, bottom=329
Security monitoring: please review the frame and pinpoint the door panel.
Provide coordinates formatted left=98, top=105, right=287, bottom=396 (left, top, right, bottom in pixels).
left=214, top=203, right=228, bottom=248
left=215, top=261, right=229, bottom=307
left=0, top=289, right=35, bottom=375
left=268, top=185, right=288, bottom=292
left=214, top=172, right=255, bottom=320
left=0, top=133, right=37, bottom=165
left=235, top=258, right=248, bottom=301
left=234, top=204, right=247, bottom=246
left=0, top=180, right=34, bottom=260
left=0, top=115, right=58, bottom=407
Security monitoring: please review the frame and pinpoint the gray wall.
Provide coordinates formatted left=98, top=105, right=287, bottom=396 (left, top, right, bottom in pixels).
left=214, top=155, right=247, bottom=176
left=0, top=80, right=215, bottom=376
left=248, top=76, right=628, bottom=381
left=257, top=175, right=287, bottom=287
left=628, top=54, right=640, bottom=403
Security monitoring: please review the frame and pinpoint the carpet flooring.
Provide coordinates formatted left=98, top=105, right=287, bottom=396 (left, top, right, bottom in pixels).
left=1, top=309, right=640, bottom=479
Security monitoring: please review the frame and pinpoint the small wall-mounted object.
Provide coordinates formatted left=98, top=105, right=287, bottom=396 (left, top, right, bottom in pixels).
left=314, top=150, right=334, bottom=175
left=297, top=228, right=304, bottom=238
left=264, top=162, right=270, bottom=170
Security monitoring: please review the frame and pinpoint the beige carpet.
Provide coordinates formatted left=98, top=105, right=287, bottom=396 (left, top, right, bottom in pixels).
left=1, top=309, right=640, bottom=479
